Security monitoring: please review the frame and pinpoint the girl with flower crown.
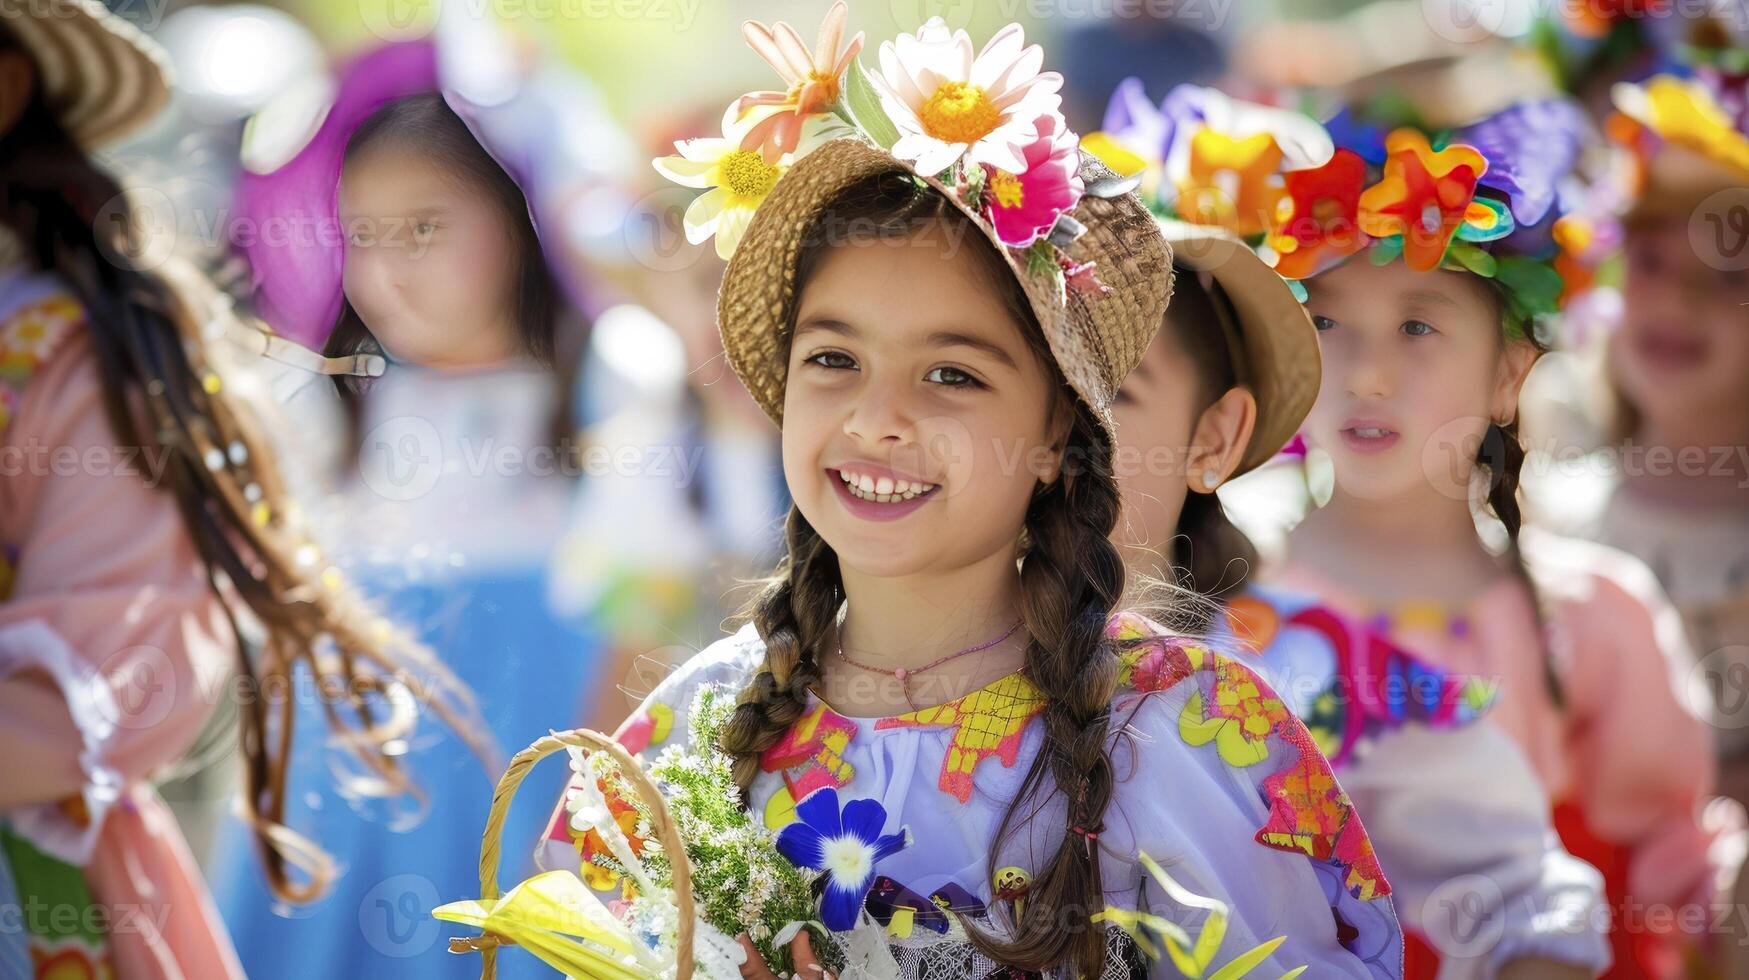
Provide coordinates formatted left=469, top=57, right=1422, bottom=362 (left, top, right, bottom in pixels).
left=1146, top=66, right=1734, bottom=978
left=1083, top=80, right=1614, bottom=979
left=535, top=8, right=1404, bottom=979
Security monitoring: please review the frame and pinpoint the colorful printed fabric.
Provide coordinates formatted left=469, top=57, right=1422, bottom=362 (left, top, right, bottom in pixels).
left=1219, top=588, right=1498, bottom=768
left=1107, top=611, right=1392, bottom=905
left=0, top=294, right=82, bottom=435
left=872, top=672, right=1046, bottom=804
left=539, top=617, right=1404, bottom=978
left=0, top=294, right=112, bottom=979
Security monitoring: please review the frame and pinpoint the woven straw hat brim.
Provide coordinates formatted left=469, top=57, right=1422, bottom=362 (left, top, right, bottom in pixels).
left=2, top=0, right=171, bottom=148
left=1158, top=219, right=1320, bottom=476
left=717, top=136, right=1173, bottom=443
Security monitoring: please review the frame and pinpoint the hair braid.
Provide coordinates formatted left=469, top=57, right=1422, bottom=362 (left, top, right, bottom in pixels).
left=720, top=507, right=841, bottom=792
left=972, top=408, right=1129, bottom=976
left=1481, top=418, right=1565, bottom=708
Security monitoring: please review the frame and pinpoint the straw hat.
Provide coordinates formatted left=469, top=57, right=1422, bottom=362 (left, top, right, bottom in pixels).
left=716, top=136, right=1174, bottom=442
left=1157, top=220, right=1320, bottom=475
left=0, top=0, right=172, bottom=148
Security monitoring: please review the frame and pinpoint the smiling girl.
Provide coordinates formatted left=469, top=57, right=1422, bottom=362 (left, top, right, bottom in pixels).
left=535, top=11, right=1403, bottom=979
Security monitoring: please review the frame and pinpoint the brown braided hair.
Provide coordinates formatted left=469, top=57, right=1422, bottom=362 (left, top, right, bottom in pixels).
left=0, top=32, right=489, bottom=902
left=1475, top=280, right=1565, bottom=708
left=716, top=172, right=1135, bottom=976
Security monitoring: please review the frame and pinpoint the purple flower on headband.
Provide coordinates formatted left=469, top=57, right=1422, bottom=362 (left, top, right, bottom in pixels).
left=1100, top=77, right=1207, bottom=165
left=1323, top=109, right=1389, bottom=166
left=1454, top=99, right=1587, bottom=228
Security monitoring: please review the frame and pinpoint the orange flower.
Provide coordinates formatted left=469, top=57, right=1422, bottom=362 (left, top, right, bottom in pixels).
left=736, top=0, right=864, bottom=163
left=1178, top=128, right=1286, bottom=237
left=1358, top=130, right=1493, bottom=271
left=1268, top=148, right=1369, bottom=279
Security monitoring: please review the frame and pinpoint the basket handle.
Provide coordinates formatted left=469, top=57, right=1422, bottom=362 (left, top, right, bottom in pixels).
left=454, top=728, right=695, bottom=980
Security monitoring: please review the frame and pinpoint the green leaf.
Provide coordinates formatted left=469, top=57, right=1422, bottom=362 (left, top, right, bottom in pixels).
left=1369, top=237, right=1403, bottom=266
left=1495, top=256, right=1564, bottom=318
left=844, top=59, right=900, bottom=150
left=1444, top=242, right=1498, bottom=278
left=1191, top=905, right=1228, bottom=970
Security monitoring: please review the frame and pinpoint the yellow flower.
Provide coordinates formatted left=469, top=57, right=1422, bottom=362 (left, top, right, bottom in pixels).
left=1616, top=75, right=1749, bottom=179
left=653, top=103, right=848, bottom=260
left=1178, top=129, right=1287, bottom=237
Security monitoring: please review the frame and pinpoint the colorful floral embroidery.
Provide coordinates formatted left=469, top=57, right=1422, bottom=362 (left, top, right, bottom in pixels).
left=1258, top=722, right=1389, bottom=901
left=1106, top=611, right=1391, bottom=902
left=1285, top=605, right=1497, bottom=767
left=1179, top=655, right=1287, bottom=769
left=865, top=877, right=986, bottom=938
left=0, top=295, right=83, bottom=434
left=874, top=672, right=1046, bottom=804
left=30, top=936, right=112, bottom=980
left=759, top=702, right=859, bottom=829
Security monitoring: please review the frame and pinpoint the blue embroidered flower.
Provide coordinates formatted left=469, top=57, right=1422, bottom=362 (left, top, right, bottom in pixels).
left=775, top=788, right=909, bottom=930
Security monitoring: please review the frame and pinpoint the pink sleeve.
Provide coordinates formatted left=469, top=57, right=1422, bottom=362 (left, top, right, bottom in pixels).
left=0, top=334, right=234, bottom=831
left=1563, top=558, right=1727, bottom=909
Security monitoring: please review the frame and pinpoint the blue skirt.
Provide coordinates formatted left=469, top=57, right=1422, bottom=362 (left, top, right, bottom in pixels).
left=210, top=567, right=604, bottom=980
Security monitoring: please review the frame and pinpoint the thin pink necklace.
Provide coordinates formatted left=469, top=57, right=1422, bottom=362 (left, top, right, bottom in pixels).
left=834, top=619, right=1024, bottom=711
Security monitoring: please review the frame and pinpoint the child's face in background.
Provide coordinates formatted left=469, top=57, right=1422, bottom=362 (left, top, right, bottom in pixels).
left=782, top=224, right=1066, bottom=580
left=338, top=144, right=525, bottom=369
left=1304, top=259, right=1530, bottom=503
left=1617, top=216, right=1749, bottom=436
left=1110, top=317, right=1202, bottom=563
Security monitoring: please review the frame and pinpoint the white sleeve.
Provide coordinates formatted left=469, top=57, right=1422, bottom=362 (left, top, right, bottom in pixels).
left=1338, top=721, right=1611, bottom=978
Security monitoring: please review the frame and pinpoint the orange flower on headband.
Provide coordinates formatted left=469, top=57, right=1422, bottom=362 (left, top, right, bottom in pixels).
left=1358, top=130, right=1492, bottom=272
left=1178, top=128, right=1286, bottom=237
left=736, top=1, right=866, bottom=163
left=1268, top=148, right=1369, bottom=279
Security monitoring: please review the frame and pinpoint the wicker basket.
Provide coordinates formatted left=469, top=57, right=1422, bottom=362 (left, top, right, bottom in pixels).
left=446, top=728, right=697, bottom=980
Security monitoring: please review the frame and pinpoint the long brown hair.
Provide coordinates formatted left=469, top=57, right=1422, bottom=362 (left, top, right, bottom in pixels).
left=715, top=172, right=1137, bottom=976
left=0, top=31, right=487, bottom=902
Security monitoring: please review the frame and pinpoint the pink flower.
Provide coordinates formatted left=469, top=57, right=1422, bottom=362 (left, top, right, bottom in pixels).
left=983, top=115, right=1083, bottom=248
left=736, top=0, right=864, bottom=163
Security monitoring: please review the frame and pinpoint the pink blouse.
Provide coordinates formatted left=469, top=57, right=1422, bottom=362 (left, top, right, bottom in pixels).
left=1, top=277, right=244, bottom=979
left=1275, top=529, right=1735, bottom=915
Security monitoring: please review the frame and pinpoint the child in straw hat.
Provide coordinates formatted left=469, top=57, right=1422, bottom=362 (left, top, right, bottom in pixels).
left=538, top=7, right=1403, bottom=978
left=1085, top=78, right=1613, bottom=978
left=1166, top=48, right=1732, bottom=979
left=0, top=4, right=484, bottom=979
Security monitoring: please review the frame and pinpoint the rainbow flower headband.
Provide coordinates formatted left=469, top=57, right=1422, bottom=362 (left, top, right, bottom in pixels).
left=652, top=3, right=1109, bottom=294
left=1086, top=82, right=1590, bottom=337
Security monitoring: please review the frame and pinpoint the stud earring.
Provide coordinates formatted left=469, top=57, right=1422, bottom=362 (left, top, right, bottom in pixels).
left=1201, top=470, right=1221, bottom=490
